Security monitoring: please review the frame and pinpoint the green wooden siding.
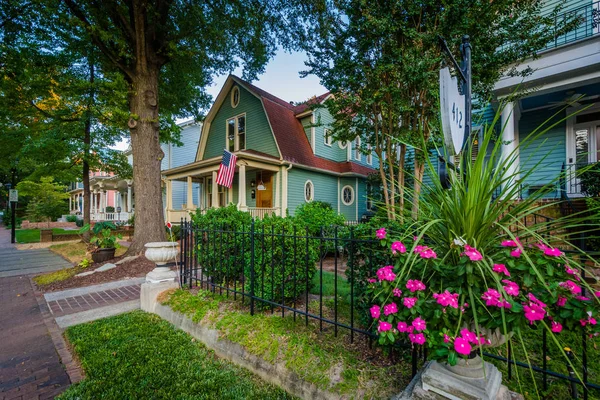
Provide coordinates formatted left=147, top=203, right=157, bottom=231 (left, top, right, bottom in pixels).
left=339, top=177, right=358, bottom=220
left=203, top=84, right=279, bottom=160
left=314, top=109, right=348, bottom=162
left=518, top=109, right=566, bottom=198
left=287, top=168, right=338, bottom=216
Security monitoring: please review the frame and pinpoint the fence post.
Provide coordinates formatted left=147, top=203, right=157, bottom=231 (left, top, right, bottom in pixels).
left=250, top=219, right=255, bottom=316
left=179, top=218, right=184, bottom=288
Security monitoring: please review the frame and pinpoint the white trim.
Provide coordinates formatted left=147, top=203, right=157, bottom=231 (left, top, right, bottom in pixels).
left=341, top=185, right=354, bottom=206
left=324, top=128, right=332, bottom=147
left=304, top=180, right=314, bottom=202
left=311, top=113, right=316, bottom=153
left=366, top=144, right=372, bottom=165
left=338, top=141, right=348, bottom=149
left=337, top=177, right=340, bottom=214
left=231, top=85, right=240, bottom=108
left=225, top=113, right=247, bottom=152
left=354, top=137, right=361, bottom=161
left=355, top=178, right=359, bottom=220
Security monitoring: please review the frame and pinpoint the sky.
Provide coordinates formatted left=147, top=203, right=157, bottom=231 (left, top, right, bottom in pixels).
left=112, top=50, right=326, bottom=151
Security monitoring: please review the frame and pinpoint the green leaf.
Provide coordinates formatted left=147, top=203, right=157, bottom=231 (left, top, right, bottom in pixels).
left=448, top=351, right=458, bottom=366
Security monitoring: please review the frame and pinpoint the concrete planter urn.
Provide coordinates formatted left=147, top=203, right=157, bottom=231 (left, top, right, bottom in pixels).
left=144, top=242, right=179, bottom=283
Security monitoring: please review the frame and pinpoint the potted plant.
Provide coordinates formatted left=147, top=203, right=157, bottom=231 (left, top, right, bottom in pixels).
left=80, top=222, right=123, bottom=263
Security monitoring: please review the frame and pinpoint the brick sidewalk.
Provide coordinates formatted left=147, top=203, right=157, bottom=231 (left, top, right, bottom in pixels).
left=47, top=284, right=141, bottom=318
left=0, top=276, right=70, bottom=399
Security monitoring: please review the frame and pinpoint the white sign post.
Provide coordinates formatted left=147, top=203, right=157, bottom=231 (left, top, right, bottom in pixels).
left=8, top=189, right=18, bottom=203
left=439, top=67, right=466, bottom=156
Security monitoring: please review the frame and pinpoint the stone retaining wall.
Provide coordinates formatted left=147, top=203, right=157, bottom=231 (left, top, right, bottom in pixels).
left=21, top=221, right=77, bottom=229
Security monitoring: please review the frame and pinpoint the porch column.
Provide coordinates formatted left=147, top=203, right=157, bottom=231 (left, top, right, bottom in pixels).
left=211, top=171, right=219, bottom=208
left=80, top=194, right=83, bottom=214
left=238, top=164, right=247, bottom=210
left=99, top=190, right=105, bottom=213
left=91, top=190, right=97, bottom=214
left=187, top=176, right=194, bottom=210
left=500, top=101, right=520, bottom=198
left=275, top=170, right=281, bottom=216
left=127, top=182, right=133, bottom=213
left=69, top=196, right=72, bottom=212
left=166, top=179, right=173, bottom=210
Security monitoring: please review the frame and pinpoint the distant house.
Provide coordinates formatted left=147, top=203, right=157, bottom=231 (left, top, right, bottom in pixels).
left=67, top=150, right=134, bottom=222
left=162, top=75, right=377, bottom=222
left=160, top=120, right=202, bottom=216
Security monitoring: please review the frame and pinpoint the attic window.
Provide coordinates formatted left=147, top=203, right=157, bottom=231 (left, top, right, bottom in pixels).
left=231, top=86, right=240, bottom=108
left=324, top=128, right=333, bottom=146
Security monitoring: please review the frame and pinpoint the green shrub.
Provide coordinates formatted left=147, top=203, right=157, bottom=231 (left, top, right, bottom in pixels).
left=166, top=224, right=181, bottom=241
left=245, top=215, right=319, bottom=306
left=105, top=206, right=115, bottom=212
left=580, top=161, right=600, bottom=197
left=293, top=200, right=345, bottom=236
left=75, top=219, right=84, bottom=227
left=66, top=215, right=77, bottom=223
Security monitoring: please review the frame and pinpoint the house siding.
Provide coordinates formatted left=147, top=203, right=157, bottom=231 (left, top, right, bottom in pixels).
left=287, top=168, right=338, bottom=217
left=203, top=84, right=279, bottom=160
left=314, top=109, right=348, bottom=162
left=518, top=108, right=566, bottom=198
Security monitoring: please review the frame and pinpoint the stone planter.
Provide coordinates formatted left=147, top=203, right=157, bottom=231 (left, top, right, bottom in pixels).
left=144, top=242, right=179, bottom=283
left=92, top=248, right=116, bottom=263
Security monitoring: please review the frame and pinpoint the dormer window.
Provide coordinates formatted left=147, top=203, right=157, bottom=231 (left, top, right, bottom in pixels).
left=366, top=145, right=372, bottom=165
left=231, top=86, right=240, bottom=108
left=226, top=114, right=246, bottom=151
left=354, top=137, right=361, bottom=161
left=324, top=128, right=333, bottom=146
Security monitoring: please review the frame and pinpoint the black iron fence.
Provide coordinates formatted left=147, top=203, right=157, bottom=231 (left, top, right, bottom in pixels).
left=179, top=220, right=599, bottom=398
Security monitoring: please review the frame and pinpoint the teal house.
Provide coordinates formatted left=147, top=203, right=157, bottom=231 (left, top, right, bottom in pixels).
left=163, top=75, right=377, bottom=222
left=488, top=0, right=599, bottom=201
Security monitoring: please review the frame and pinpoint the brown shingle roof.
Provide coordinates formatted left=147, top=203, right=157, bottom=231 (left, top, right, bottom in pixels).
left=233, top=76, right=375, bottom=177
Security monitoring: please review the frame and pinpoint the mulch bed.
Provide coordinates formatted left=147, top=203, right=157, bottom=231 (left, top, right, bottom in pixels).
left=37, top=255, right=158, bottom=293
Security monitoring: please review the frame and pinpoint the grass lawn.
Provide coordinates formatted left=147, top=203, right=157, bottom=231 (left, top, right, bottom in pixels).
left=59, top=311, right=295, bottom=400
left=15, top=228, right=79, bottom=243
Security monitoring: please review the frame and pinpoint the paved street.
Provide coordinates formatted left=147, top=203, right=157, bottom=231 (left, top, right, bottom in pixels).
left=0, top=226, right=72, bottom=399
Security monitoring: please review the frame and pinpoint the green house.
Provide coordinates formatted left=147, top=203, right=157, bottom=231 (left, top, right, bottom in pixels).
left=163, top=75, right=377, bottom=222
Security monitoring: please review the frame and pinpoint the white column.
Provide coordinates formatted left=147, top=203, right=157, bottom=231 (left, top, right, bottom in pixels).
left=212, top=171, right=219, bottom=208
left=99, top=190, right=105, bottom=213
left=127, top=183, right=133, bottom=213
left=187, top=176, right=194, bottom=210
left=91, top=190, right=97, bottom=214
left=166, top=179, right=173, bottom=211
left=238, top=164, right=247, bottom=210
left=69, top=196, right=72, bottom=212
left=500, top=101, right=520, bottom=198
left=80, top=194, right=84, bottom=214
left=275, top=169, right=281, bottom=216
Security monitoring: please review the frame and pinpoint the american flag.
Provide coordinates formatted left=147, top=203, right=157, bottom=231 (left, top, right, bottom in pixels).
left=216, top=150, right=237, bottom=188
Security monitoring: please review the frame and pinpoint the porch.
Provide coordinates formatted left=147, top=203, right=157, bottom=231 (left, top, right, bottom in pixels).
left=68, top=176, right=134, bottom=222
left=164, top=157, right=286, bottom=223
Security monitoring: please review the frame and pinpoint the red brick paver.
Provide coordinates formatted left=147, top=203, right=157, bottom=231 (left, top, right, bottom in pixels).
left=46, top=284, right=141, bottom=318
left=0, top=276, right=70, bottom=399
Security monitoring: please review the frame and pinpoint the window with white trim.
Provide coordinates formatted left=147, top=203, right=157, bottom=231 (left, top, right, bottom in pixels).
left=339, top=141, right=347, bottom=149
left=354, top=137, right=361, bottom=160
left=304, top=180, right=314, bottom=202
left=324, top=128, right=333, bottom=146
left=231, top=86, right=240, bottom=108
left=341, top=185, right=354, bottom=206
left=366, top=144, right=372, bottom=165
left=226, top=114, right=246, bottom=152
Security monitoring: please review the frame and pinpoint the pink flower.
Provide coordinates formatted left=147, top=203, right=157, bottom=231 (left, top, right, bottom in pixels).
left=376, top=228, right=387, bottom=240
left=393, top=288, right=403, bottom=297
left=391, top=241, right=406, bottom=254
left=433, top=290, right=459, bottom=309
left=397, top=321, right=408, bottom=332
left=414, top=245, right=437, bottom=259
left=590, top=317, right=597, bottom=325
left=595, top=291, right=600, bottom=298
left=383, top=302, right=398, bottom=316
left=376, top=266, right=396, bottom=282
left=454, top=337, right=472, bottom=355
left=559, top=280, right=582, bottom=295
left=498, top=299, right=512, bottom=308
left=510, top=248, right=522, bottom=258
left=544, top=247, right=563, bottom=257
left=443, top=334, right=451, bottom=343
left=378, top=321, right=392, bottom=332
left=502, top=280, right=520, bottom=296
left=409, top=333, right=426, bottom=345
left=482, top=288, right=501, bottom=306
left=412, top=317, right=427, bottom=331
left=370, top=305, right=381, bottom=319
left=576, top=296, right=591, bottom=301
left=556, top=296, right=567, bottom=307
left=462, top=244, right=483, bottom=261
left=460, top=328, right=478, bottom=344
left=403, top=297, right=417, bottom=309
left=368, top=278, right=376, bottom=283
left=527, top=293, right=547, bottom=308
left=501, top=238, right=521, bottom=247
left=551, top=321, right=563, bottom=333
left=493, top=264, right=510, bottom=277
left=523, top=304, right=546, bottom=324
left=565, top=265, right=581, bottom=281
left=406, top=279, right=426, bottom=292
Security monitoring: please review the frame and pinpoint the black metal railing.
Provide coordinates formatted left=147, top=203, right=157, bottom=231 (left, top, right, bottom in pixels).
left=179, top=220, right=598, bottom=397
left=544, top=1, right=600, bottom=52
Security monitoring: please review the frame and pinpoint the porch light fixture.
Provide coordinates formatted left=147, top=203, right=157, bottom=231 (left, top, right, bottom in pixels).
left=250, top=180, right=255, bottom=188
left=257, top=171, right=266, bottom=191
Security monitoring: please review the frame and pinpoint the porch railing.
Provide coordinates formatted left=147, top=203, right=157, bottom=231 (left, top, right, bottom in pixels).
left=91, top=211, right=132, bottom=222
left=561, top=162, right=599, bottom=196
left=247, top=207, right=279, bottom=219
left=544, top=1, right=600, bottom=52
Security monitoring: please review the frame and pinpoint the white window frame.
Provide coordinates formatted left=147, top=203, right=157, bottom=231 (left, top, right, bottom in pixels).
left=366, top=144, right=372, bottom=165
left=304, top=180, right=314, bottom=202
left=324, top=128, right=333, bottom=147
left=225, top=113, right=246, bottom=152
left=231, top=86, right=240, bottom=108
left=354, top=137, right=361, bottom=161
left=341, top=185, right=354, bottom=206
left=338, top=141, right=347, bottom=149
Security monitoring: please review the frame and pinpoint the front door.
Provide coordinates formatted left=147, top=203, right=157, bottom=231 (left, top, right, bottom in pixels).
left=567, top=111, right=600, bottom=194
left=256, top=173, right=273, bottom=208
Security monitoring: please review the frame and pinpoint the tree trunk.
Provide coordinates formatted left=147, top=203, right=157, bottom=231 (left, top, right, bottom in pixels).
left=82, top=124, right=91, bottom=243
left=397, top=143, right=406, bottom=223
left=125, top=66, right=165, bottom=255
left=412, top=157, right=425, bottom=220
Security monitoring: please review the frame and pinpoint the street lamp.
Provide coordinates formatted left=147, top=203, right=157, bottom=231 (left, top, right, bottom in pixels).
left=9, top=160, right=18, bottom=244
